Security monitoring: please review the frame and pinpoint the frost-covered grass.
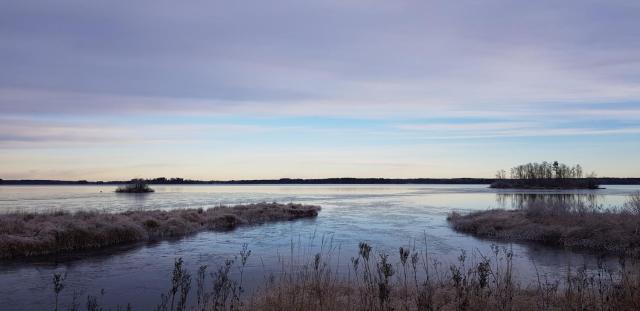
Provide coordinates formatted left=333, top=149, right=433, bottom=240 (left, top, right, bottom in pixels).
left=448, top=194, right=640, bottom=257
left=0, top=202, right=320, bottom=259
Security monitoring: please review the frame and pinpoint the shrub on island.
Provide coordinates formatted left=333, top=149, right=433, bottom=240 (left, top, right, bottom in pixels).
left=491, top=161, right=599, bottom=189
left=115, top=180, right=155, bottom=193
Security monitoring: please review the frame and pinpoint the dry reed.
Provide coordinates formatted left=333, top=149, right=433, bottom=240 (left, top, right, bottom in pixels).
left=49, top=241, right=640, bottom=311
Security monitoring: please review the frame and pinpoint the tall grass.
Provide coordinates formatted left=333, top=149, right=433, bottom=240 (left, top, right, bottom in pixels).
left=49, top=241, right=640, bottom=310
left=0, top=203, right=320, bottom=259
left=625, top=191, right=640, bottom=214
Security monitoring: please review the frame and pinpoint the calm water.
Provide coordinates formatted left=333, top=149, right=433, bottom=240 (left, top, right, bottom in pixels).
left=0, top=184, right=638, bottom=310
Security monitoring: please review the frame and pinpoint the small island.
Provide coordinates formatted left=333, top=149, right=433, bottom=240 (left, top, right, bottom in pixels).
left=115, top=180, right=155, bottom=193
left=490, top=161, right=600, bottom=189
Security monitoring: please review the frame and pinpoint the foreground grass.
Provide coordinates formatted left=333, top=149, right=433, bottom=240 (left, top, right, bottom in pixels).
left=448, top=192, right=640, bottom=258
left=50, top=242, right=640, bottom=311
left=0, top=202, right=320, bottom=259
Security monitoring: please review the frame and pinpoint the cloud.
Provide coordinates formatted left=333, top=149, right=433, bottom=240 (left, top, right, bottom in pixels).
left=1, top=0, right=639, bottom=118
left=1, top=1, right=639, bottom=178
left=0, top=117, right=286, bottom=148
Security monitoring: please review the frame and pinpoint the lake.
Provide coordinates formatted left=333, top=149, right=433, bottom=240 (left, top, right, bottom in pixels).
left=1, top=184, right=638, bottom=310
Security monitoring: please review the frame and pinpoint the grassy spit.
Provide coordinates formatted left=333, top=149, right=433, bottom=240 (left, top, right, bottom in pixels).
left=0, top=202, right=320, bottom=259
left=50, top=242, right=640, bottom=311
left=448, top=192, right=640, bottom=258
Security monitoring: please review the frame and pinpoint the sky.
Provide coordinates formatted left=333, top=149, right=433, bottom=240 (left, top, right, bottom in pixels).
left=1, top=0, right=639, bottom=180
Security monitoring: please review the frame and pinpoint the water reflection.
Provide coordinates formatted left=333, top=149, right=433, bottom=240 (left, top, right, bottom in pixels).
left=496, top=193, right=603, bottom=210
left=115, top=192, right=152, bottom=211
left=1, top=185, right=639, bottom=310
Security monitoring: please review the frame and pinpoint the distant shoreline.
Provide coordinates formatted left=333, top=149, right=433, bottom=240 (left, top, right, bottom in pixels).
left=2, top=177, right=640, bottom=185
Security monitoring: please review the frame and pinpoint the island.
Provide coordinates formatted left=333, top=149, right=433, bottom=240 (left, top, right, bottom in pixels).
left=490, top=161, right=600, bottom=189
left=115, top=180, right=155, bottom=193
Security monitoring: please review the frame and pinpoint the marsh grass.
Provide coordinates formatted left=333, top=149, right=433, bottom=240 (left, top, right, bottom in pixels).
left=625, top=191, right=640, bottom=214
left=447, top=194, right=640, bottom=257
left=0, top=203, right=320, bottom=259
left=49, top=240, right=640, bottom=311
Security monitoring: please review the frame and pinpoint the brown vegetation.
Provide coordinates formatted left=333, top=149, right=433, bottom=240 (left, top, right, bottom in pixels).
left=50, top=242, right=640, bottom=311
left=447, top=194, right=640, bottom=257
left=0, top=203, right=320, bottom=259
left=625, top=191, right=640, bottom=214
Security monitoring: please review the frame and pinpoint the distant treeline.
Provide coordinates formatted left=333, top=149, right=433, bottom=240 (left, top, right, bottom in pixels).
left=1, top=177, right=640, bottom=185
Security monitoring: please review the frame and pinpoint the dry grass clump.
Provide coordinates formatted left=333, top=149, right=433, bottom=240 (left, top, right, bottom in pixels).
left=0, top=203, right=320, bottom=259
left=625, top=191, right=640, bottom=214
left=447, top=194, right=640, bottom=257
left=50, top=242, right=640, bottom=311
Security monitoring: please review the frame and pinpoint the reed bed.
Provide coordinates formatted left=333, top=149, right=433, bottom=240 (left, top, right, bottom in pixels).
left=0, top=202, right=320, bottom=259
left=49, top=241, right=640, bottom=311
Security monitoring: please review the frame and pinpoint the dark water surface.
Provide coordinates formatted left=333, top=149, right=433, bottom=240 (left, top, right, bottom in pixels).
left=0, top=184, right=638, bottom=310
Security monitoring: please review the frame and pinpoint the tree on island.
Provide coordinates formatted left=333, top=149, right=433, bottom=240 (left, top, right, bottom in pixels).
left=491, top=161, right=599, bottom=189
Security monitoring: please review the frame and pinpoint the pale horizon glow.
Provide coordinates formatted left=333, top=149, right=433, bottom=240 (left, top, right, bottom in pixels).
left=1, top=0, right=639, bottom=180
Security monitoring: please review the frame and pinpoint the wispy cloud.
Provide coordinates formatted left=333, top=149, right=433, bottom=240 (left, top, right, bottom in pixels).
left=0, top=117, right=291, bottom=148
left=1, top=0, right=639, bottom=178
